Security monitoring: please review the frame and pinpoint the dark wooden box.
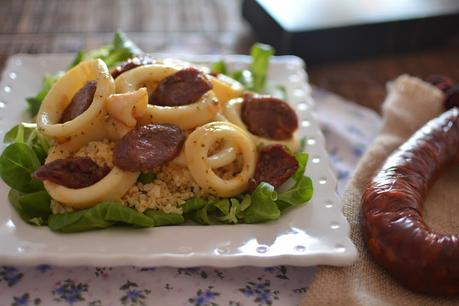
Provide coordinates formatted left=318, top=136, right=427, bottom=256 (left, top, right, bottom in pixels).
left=242, top=0, right=459, bottom=65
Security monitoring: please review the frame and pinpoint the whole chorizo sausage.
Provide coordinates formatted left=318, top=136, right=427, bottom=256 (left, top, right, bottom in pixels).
left=361, top=107, right=459, bottom=295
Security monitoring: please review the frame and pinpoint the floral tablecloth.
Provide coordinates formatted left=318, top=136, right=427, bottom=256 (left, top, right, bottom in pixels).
left=0, top=87, right=381, bottom=306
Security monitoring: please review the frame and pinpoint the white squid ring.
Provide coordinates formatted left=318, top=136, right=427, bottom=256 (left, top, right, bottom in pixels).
left=43, top=143, right=139, bottom=209
left=36, top=59, right=114, bottom=151
left=185, top=121, right=256, bottom=197
left=115, top=64, right=220, bottom=130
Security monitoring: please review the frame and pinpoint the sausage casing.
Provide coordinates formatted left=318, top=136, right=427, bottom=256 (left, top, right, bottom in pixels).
left=361, top=107, right=459, bottom=295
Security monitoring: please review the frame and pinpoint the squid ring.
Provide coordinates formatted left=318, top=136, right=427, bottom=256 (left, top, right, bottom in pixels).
left=44, top=143, right=139, bottom=209
left=36, top=59, right=114, bottom=150
left=115, top=64, right=220, bottom=130
left=184, top=121, right=256, bottom=197
left=171, top=142, right=237, bottom=169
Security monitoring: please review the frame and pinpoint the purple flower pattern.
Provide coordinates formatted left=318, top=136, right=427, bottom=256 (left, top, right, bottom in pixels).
left=189, top=286, right=220, bottom=306
left=52, top=279, right=88, bottom=305
left=119, top=281, right=151, bottom=306
left=0, top=266, right=23, bottom=287
left=240, top=278, right=279, bottom=306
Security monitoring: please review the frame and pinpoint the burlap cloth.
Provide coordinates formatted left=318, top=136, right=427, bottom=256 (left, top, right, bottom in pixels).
left=301, top=75, right=459, bottom=306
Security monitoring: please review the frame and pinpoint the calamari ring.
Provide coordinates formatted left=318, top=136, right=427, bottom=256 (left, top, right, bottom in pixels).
left=105, top=88, right=149, bottom=139
left=222, top=97, right=300, bottom=152
left=44, top=143, right=139, bottom=209
left=106, top=87, right=148, bottom=128
left=171, top=141, right=237, bottom=169
left=208, top=74, right=244, bottom=106
left=36, top=59, right=114, bottom=151
left=185, top=121, right=256, bottom=197
left=115, top=64, right=224, bottom=130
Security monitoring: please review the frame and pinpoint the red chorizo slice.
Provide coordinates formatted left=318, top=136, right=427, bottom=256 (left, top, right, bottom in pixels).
left=59, top=80, right=97, bottom=123
left=249, top=144, right=298, bottom=192
left=113, top=124, right=185, bottom=172
left=32, top=157, right=110, bottom=189
left=110, top=54, right=156, bottom=79
left=149, top=67, right=213, bottom=106
left=361, top=107, right=459, bottom=295
left=241, top=94, right=298, bottom=140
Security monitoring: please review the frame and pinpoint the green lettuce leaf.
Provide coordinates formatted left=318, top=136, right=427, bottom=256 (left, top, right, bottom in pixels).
left=243, top=182, right=280, bottom=223
left=211, top=59, right=228, bottom=75
left=4, top=123, right=50, bottom=164
left=249, top=43, right=274, bottom=92
left=214, top=198, right=240, bottom=224
left=292, top=152, right=308, bottom=182
left=137, top=172, right=156, bottom=184
left=211, top=42, right=274, bottom=93
left=144, top=210, right=184, bottom=226
left=231, top=70, right=253, bottom=89
left=277, top=176, right=313, bottom=207
left=84, top=31, right=142, bottom=68
left=189, top=203, right=211, bottom=225
left=276, top=152, right=313, bottom=208
left=0, top=143, right=43, bottom=193
left=48, top=202, right=154, bottom=233
left=181, top=197, right=207, bottom=214
left=8, top=189, right=50, bottom=226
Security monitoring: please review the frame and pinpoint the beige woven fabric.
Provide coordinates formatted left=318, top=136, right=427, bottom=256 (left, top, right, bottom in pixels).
left=300, top=75, right=459, bottom=306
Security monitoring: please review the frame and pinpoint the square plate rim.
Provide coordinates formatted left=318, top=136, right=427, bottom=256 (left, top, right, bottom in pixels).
left=0, top=53, right=358, bottom=267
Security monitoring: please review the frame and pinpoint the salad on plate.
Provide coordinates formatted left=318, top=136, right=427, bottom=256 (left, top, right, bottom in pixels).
left=0, top=32, right=313, bottom=233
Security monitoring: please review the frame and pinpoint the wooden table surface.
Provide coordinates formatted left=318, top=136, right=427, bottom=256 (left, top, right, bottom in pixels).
left=1, top=0, right=459, bottom=113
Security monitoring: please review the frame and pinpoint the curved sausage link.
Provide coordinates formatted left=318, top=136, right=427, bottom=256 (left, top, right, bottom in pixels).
left=361, top=107, right=459, bottom=295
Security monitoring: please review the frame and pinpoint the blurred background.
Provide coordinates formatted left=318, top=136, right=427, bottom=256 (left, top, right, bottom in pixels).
left=1, top=0, right=459, bottom=111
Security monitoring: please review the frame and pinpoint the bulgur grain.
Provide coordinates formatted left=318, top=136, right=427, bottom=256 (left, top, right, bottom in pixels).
left=74, top=140, right=115, bottom=168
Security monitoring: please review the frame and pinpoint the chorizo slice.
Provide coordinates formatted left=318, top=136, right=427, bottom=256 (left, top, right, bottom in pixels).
left=361, top=107, right=459, bottom=295
left=32, top=157, right=110, bottom=189
left=110, top=54, right=156, bottom=79
left=59, top=80, right=97, bottom=123
left=249, top=144, right=298, bottom=191
left=113, top=124, right=185, bottom=172
left=148, top=67, right=213, bottom=106
left=241, top=94, right=298, bottom=140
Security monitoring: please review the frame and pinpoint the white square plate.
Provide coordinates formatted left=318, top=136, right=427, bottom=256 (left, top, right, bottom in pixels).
left=0, top=53, right=357, bottom=267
